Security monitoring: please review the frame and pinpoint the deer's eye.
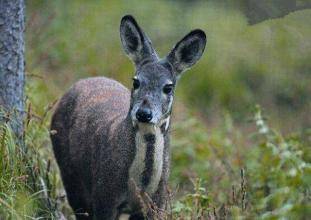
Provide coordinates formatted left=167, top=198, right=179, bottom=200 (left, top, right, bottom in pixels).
left=163, top=84, right=174, bottom=94
left=133, top=78, right=140, bottom=90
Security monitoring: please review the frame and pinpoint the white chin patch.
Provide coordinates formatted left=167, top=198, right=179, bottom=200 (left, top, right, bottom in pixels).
left=119, top=214, right=130, bottom=220
left=134, top=116, right=170, bottom=132
left=137, top=122, right=156, bottom=133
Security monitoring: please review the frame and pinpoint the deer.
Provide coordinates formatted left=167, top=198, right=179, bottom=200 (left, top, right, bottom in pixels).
left=50, top=15, right=206, bottom=220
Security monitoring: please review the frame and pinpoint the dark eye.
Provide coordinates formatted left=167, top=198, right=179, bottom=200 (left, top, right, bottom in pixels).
left=133, top=78, right=140, bottom=90
left=163, top=84, right=174, bottom=94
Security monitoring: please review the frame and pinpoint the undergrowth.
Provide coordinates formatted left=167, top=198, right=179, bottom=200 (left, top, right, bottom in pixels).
left=170, top=106, right=310, bottom=219
left=0, top=82, right=310, bottom=219
left=0, top=101, right=68, bottom=219
left=1, top=1, right=310, bottom=219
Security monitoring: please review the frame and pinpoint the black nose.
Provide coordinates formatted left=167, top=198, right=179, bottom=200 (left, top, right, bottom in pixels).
left=136, top=108, right=153, bottom=123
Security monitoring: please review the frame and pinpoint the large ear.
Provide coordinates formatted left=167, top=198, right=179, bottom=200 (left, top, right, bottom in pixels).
left=120, top=15, right=158, bottom=66
left=166, top=29, right=206, bottom=75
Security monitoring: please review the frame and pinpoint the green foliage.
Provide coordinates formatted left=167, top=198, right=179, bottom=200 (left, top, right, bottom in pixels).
left=247, top=107, right=311, bottom=218
left=170, top=106, right=310, bottom=219
left=1, top=1, right=309, bottom=219
left=0, top=122, right=37, bottom=218
left=26, top=0, right=311, bottom=128
left=0, top=82, right=70, bottom=219
left=0, top=116, right=45, bottom=218
left=1, top=75, right=310, bottom=219
left=172, top=179, right=212, bottom=218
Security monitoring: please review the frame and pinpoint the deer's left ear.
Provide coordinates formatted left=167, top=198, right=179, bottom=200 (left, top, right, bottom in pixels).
left=165, top=29, right=206, bottom=75
left=120, top=15, right=158, bottom=66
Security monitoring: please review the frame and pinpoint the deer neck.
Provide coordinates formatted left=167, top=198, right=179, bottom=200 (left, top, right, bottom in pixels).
left=129, top=117, right=170, bottom=195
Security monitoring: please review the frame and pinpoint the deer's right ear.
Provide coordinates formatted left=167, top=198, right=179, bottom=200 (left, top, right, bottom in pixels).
left=165, top=29, right=206, bottom=75
left=120, top=15, right=157, bottom=66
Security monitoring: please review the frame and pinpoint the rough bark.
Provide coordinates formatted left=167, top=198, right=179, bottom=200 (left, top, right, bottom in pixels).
left=0, top=0, right=25, bottom=137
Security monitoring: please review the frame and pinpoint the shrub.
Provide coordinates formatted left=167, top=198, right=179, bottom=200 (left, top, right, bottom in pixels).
left=170, top=106, right=310, bottom=219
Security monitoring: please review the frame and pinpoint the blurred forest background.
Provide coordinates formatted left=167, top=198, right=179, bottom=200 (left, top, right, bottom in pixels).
left=1, top=0, right=310, bottom=219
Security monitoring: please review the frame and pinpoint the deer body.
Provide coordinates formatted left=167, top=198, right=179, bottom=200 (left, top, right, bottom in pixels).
left=51, top=15, right=206, bottom=219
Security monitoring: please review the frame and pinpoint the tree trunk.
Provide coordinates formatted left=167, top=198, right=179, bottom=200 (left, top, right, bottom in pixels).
left=0, top=0, right=25, bottom=138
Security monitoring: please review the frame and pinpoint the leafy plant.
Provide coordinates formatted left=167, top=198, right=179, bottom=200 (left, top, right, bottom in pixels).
left=169, top=106, right=310, bottom=219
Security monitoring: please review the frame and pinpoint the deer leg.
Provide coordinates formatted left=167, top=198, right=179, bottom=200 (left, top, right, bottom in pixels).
left=61, top=173, right=92, bottom=219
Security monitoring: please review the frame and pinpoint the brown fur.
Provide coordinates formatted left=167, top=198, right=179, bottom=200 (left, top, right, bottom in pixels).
left=51, top=14, right=206, bottom=220
left=51, top=77, right=170, bottom=219
left=52, top=77, right=133, bottom=218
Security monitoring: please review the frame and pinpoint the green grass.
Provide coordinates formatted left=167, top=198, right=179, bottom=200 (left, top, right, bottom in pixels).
left=26, top=0, right=311, bottom=130
left=0, top=115, right=48, bottom=218
left=0, top=81, right=310, bottom=219
left=170, top=106, right=310, bottom=219
left=0, top=0, right=310, bottom=219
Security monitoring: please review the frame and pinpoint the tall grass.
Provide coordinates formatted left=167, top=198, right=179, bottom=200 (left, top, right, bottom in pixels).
left=0, top=80, right=309, bottom=218
left=0, top=1, right=309, bottom=218
left=0, top=92, right=66, bottom=219
left=0, top=119, right=41, bottom=218
left=170, top=106, right=310, bottom=219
